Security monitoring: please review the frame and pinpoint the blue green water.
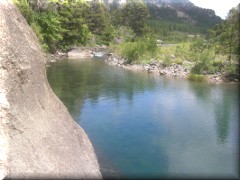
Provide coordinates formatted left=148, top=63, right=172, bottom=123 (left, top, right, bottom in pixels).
left=47, top=58, right=239, bottom=178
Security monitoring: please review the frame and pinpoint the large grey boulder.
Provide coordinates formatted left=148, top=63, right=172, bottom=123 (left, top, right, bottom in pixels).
left=0, top=0, right=102, bottom=178
left=68, top=48, right=94, bottom=59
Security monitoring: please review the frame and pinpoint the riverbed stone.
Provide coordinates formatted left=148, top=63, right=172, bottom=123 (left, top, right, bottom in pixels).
left=68, top=48, right=94, bottom=58
left=0, top=1, right=102, bottom=178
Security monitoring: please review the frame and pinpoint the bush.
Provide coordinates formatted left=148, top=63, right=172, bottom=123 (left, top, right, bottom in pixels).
left=224, top=63, right=239, bottom=77
left=114, top=36, right=157, bottom=63
left=174, top=43, right=190, bottom=61
left=162, top=55, right=173, bottom=67
left=13, top=0, right=34, bottom=24
left=190, top=47, right=215, bottom=74
left=114, top=26, right=136, bottom=43
left=98, top=25, right=116, bottom=45
left=188, top=74, right=207, bottom=82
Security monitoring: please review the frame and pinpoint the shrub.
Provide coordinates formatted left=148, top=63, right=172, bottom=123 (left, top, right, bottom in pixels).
left=98, top=25, right=116, bottom=45
left=114, top=36, right=157, bottom=63
left=13, top=0, right=34, bottom=24
left=174, top=43, right=191, bottom=61
left=188, top=74, right=207, bottom=82
left=114, top=26, right=136, bottom=43
left=190, top=48, right=215, bottom=74
left=162, top=55, right=173, bottom=67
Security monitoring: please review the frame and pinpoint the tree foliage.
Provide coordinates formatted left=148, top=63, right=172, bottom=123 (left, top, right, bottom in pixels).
left=210, top=7, right=239, bottom=60
left=56, top=1, right=91, bottom=48
left=208, top=6, right=239, bottom=76
left=14, top=0, right=239, bottom=79
left=35, top=10, right=63, bottom=52
left=84, top=2, right=110, bottom=35
left=111, top=2, right=150, bottom=36
left=14, top=0, right=151, bottom=51
left=14, top=0, right=34, bottom=24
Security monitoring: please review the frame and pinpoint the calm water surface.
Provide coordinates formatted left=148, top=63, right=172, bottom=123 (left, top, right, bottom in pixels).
left=47, top=58, right=239, bottom=178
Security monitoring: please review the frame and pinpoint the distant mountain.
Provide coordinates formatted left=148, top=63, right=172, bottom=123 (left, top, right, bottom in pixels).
left=145, top=0, right=194, bottom=6
left=145, top=0, right=222, bottom=28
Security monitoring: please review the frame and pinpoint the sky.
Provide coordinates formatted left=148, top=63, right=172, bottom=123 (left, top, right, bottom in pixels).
left=190, top=0, right=239, bottom=19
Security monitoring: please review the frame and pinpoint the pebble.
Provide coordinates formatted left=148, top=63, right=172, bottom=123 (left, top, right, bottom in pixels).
left=104, top=53, right=229, bottom=83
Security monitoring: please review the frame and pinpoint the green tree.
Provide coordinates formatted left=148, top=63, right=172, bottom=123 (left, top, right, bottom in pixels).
left=112, top=2, right=150, bottom=37
left=210, top=6, right=239, bottom=61
left=84, top=2, right=110, bottom=35
left=13, top=0, right=34, bottom=24
left=122, top=2, right=150, bottom=36
left=84, top=2, right=115, bottom=45
left=57, top=0, right=91, bottom=48
left=35, top=10, right=63, bottom=52
left=208, top=6, right=239, bottom=76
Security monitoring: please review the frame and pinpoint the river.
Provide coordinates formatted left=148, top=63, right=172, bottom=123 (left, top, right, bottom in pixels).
left=47, top=57, right=239, bottom=178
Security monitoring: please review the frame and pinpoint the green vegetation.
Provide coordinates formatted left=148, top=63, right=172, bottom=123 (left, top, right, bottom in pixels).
left=112, top=36, right=157, bottom=64
left=188, top=74, right=207, bottom=82
left=112, top=2, right=150, bottom=36
left=147, top=20, right=205, bottom=43
left=14, top=0, right=113, bottom=51
left=14, top=0, right=239, bottom=79
left=146, top=2, right=222, bottom=43
left=147, top=3, right=222, bottom=28
left=14, top=0, right=151, bottom=51
left=114, top=4, right=239, bottom=79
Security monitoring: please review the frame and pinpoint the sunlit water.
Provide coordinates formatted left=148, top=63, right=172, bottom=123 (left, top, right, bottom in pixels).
left=47, top=58, right=239, bottom=178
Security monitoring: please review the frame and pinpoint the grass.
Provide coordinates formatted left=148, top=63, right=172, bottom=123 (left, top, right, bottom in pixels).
left=188, top=74, right=207, bottom=82
left=112, top=38, right=237, bottom=78
left=113, top=39, right=193, bottom=65
left=112, top=37, right=157, bottom=64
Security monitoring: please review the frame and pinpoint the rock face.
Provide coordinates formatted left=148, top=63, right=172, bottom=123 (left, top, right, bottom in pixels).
left=0, top=0, right=102, bottom=179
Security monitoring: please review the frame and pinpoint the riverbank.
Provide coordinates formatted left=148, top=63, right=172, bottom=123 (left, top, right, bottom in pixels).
left=45, top=47, right=239, bottom=84
left=105, top=53, right=239, bottom=84
left=45, top=46, right=107, bottom=63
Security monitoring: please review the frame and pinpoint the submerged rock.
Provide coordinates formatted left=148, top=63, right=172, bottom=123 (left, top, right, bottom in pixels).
left=0, top=0, right=101, bottom=179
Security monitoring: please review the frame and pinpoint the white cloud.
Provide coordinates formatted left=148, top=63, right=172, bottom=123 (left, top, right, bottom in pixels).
left=190, top=0, right=239, bottom=19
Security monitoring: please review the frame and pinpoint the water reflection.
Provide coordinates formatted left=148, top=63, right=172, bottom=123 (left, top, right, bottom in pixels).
left=47, top=58, right=157, bottom=118
left=214, top=92, right=231, bottom=144
left=47, top=59, right=239, bottom=178
left=188, top=82, right=239, bottom=145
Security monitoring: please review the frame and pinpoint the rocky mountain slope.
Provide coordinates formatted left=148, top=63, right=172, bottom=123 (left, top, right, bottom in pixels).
left=145, top=0, right=222, bottom=28
left=0, top=0, right=102, bottom=178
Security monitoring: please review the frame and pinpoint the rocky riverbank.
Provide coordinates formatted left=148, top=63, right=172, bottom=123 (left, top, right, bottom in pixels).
left=45, top=46, right=107, bottom=63
left=105, top=53, right=190, bottom=77
left=105, top=53, right=237, bottom=83
left=45, top=47, right=238, bottom=84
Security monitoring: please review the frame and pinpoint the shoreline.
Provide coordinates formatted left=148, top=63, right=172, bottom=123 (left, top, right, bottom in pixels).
left=45, top=46, right=108, bottom=63
left=105, top=53, right=239, bottom=84
left=45, top=48, right=239, bottom=84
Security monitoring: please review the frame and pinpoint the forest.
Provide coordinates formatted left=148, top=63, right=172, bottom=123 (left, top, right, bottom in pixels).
left=14, top=0, right=239, bottom=79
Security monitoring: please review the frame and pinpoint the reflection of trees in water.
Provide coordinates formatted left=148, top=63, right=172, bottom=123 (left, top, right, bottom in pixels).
left=214, top=95, right=231, bottom=144
left=47, top=59, right=157, bottom=119
left=189, top=82, right=237, bottom=144
left=188, top=82, right=212, bottom=102
left=214, top=87, right=238, bottom=144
